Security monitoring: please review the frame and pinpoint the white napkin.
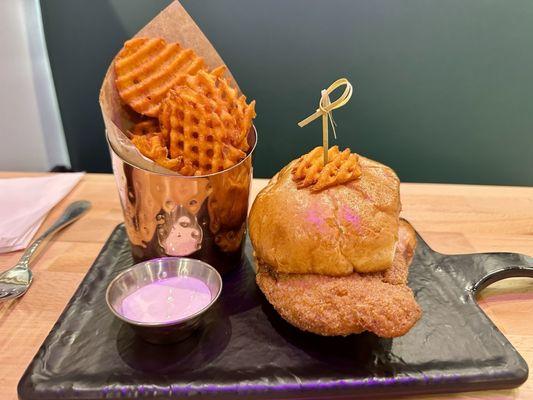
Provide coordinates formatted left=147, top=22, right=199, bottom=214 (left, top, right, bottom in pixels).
left=0, top=172, right=85, bottom=253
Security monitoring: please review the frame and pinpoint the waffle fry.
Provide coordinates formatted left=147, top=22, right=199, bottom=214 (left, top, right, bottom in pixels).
left=313, top=148, right=361, bottom=192
left=181, top=67, right=256, bottom=151
left=129, top=119, right=160, bottom=136
left=130, top=132, right=182, bottom=171
left=115, top=37, right=206, bottom=117
left=292, top=146, right=361, bottom=192
left=159, top=88, right=246, bottom=176
left=113, top=36, right=256, bottom=176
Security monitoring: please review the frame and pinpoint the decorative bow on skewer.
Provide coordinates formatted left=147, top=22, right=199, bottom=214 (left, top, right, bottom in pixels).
left=298, top=78, right=354, bottom=165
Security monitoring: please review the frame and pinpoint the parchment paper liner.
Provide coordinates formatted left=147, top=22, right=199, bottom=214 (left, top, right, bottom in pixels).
left=99, top=0, right=241, bottom=174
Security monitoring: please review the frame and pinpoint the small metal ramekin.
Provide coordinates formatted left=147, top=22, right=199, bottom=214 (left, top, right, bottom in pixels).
left=106, top=257, right=222, bottom=344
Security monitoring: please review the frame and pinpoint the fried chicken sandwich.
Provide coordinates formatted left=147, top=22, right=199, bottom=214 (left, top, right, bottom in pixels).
left=249, top=146, right=421, bottom=337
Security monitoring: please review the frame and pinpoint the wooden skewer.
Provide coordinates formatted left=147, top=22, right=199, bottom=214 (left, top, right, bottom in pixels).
left=321, top=90, right=330, bottom=165
left=298, top=78, right=353, bottom=165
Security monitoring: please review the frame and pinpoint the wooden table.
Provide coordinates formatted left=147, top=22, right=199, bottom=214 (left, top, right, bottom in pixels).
left=0, top=172, right=532, bottom=400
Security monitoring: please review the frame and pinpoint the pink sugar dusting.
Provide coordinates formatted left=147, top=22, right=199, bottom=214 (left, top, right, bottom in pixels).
left=306, top=208, right=328, bottom=232
left=120, top=276, right=212, bottom=323
left=307, top=210, right=322, bottom=225
left=342, top=206, right=362, bottom=231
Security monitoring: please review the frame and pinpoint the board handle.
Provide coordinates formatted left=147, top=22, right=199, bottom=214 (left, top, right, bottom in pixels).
left=469, top=252, right=533, bottom=293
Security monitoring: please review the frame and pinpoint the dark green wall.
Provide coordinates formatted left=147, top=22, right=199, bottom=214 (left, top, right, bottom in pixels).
left=41, top=0, right=533, bottom=185
left=40, top=0, right=171, bottom=173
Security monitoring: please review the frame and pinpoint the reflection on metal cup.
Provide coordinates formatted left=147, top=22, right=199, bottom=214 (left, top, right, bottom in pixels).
left=108, top=127, right=257, bottom=275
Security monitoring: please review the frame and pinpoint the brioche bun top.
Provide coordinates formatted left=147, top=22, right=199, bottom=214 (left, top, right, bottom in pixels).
left=249, top=154, right=401, bottom=275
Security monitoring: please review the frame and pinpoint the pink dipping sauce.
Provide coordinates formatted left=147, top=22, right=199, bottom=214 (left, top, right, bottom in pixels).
left=120, top=276, right=212, bottom=324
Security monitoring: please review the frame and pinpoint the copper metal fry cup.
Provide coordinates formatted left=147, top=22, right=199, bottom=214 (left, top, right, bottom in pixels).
left=99, top=1, right=257, bottom=274
left=107, top=128, right=256, bottom=275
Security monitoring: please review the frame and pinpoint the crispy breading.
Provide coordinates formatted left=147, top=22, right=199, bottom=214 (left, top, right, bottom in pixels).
left=256, top=220, right=421, bottom=337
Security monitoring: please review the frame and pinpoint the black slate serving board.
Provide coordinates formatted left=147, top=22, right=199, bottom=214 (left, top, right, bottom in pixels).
left=18, top=224, right=533, bottom=399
